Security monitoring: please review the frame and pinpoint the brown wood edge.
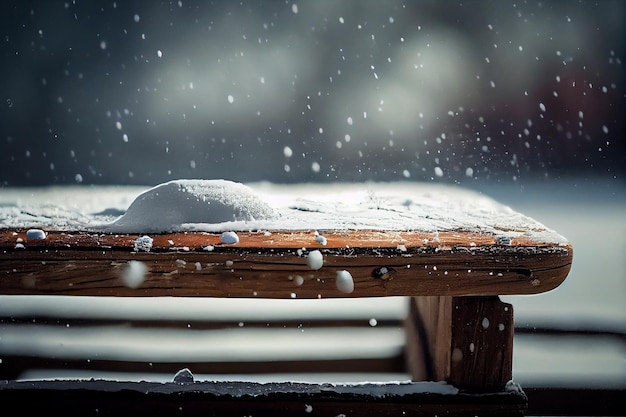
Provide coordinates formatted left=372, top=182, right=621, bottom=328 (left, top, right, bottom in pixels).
left=2, top=228, right=570, bottom=251
left=1, top=229, right=573, bottom=298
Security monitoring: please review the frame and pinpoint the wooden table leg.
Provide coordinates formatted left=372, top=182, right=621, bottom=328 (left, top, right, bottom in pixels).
left=405, top=296, right=514, bottom=392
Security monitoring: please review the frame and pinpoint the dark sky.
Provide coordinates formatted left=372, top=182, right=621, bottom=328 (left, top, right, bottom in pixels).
left=1, top=0, right=624, bottom=186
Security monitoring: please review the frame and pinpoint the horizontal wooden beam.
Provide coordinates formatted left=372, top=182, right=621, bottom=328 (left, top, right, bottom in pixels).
left=0, top=230, right=572, bottom=298
left=1, top=229, right=567, bottom=250
left=0, top=380, right=528, bottom=416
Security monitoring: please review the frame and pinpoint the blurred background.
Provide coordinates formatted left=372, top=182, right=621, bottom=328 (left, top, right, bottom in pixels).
left=1, top=0, right=624, bottom=186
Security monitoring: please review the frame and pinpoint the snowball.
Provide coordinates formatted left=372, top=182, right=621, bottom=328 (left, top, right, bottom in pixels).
left=120, top=260, right=148, bottom=289
left=336, top=270, right=354, bottom=293
left=314, top=234, right=327, bottom=246
left=133, top=235, right=153, bottom=252
left=306, top=250, right=323, bottom=270
left=26, top=229, right=46, bottom=241
left=172, top=368, right=194, bottom=383
left=221, top=231, right=239, bottom=244
left=104, top=179, right=276, bottom=233
left=292, top=275, right=304, bottom=286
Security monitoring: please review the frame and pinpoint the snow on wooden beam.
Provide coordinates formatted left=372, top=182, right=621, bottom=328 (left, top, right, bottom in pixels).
left=0, top=230, right=571, bottom=298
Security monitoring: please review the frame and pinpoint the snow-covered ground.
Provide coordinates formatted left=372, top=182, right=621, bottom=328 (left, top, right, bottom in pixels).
left=0, top=178, right=624, bottom=387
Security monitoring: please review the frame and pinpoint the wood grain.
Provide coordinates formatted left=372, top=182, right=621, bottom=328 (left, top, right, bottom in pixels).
left=448, top=296, right=514, bottom=391
left=0, top=229, right=572, bottom=298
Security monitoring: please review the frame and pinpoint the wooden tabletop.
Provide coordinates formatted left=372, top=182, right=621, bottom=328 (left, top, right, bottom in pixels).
left=0, top=181, right=573, bottom=298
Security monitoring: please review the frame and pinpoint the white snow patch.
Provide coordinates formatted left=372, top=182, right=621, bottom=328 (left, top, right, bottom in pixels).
left=133, top=235, right=153, bottom=252
left=0, top=181, right=570, bottom=246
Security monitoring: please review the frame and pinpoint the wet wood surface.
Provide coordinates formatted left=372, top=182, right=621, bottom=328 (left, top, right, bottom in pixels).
left=0, top=229, right=572, bottom=298
left=0, top=230, right=573, bottom=298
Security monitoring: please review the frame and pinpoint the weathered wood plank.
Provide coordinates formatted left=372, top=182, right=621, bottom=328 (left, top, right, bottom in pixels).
left=1, top=229, right=569, bottom=250
left=0, top=230, right=572, bottom=298
left=0, top=380, right=528, bottom=417
left=0, top=247, right=571, bottom=298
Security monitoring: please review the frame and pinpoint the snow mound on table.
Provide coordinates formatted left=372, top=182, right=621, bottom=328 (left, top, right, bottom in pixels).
left=103, top=179, right=276, bottom=233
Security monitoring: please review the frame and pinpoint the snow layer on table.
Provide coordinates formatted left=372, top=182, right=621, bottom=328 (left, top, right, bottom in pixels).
left=0, top=179, right=567, bottom=244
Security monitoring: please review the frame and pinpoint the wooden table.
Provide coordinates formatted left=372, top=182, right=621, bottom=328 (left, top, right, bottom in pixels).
left=0, top=181, right=573, bottom=416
